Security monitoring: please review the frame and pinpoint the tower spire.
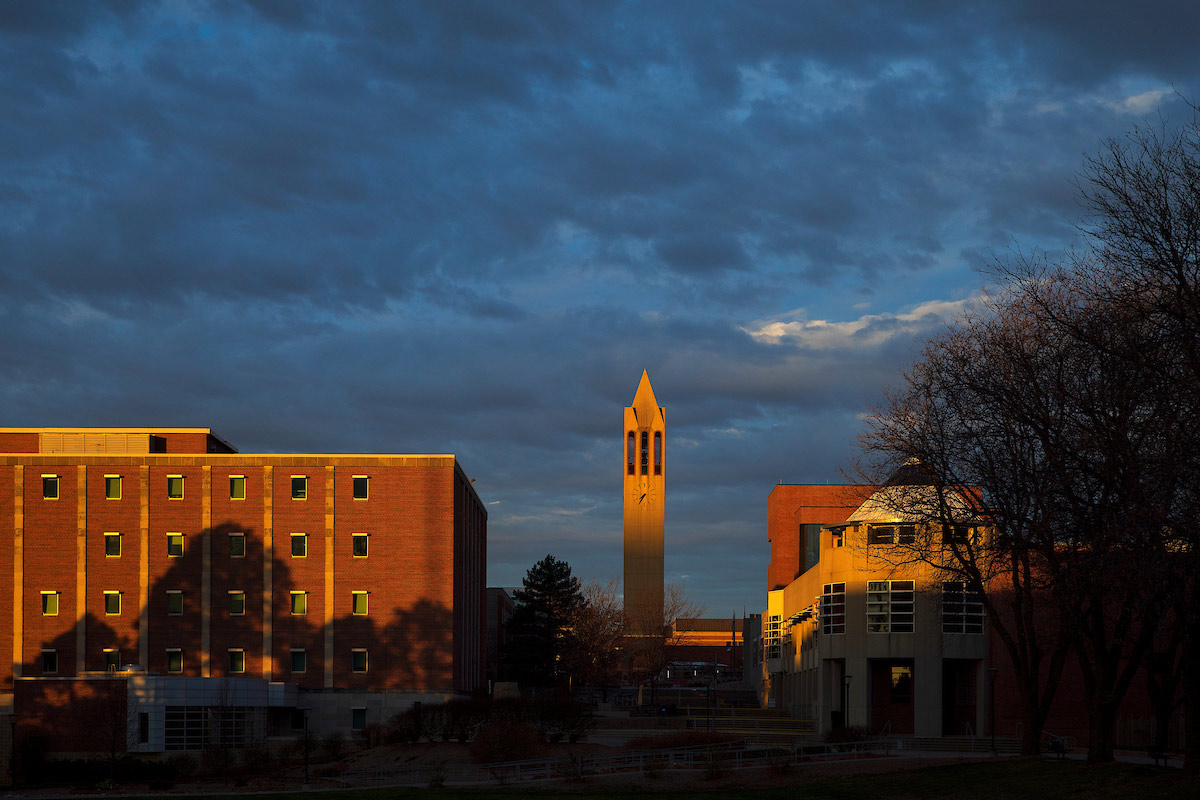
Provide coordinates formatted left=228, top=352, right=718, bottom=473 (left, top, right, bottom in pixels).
left=624, top=370, right=665, bottom=635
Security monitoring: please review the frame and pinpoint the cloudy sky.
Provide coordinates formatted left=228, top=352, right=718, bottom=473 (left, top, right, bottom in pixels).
left=4, top=1, right=1199, bottom=616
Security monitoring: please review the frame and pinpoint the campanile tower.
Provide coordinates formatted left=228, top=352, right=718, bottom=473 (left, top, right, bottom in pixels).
left=624, top=370, right=665, bottom=633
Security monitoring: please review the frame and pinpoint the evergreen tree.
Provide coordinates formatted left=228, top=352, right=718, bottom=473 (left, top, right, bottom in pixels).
left=503, top=555, right=583, bottom=687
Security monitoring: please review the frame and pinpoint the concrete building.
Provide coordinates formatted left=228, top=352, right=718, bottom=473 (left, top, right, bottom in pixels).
left=623, top=371, right=665, bottom=634
left=0, top=427, right=486, bottom=754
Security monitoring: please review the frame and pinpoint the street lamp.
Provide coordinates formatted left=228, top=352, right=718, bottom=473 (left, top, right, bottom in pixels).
left=843, top=674, right=853, bottom=729
left=988, top=668, right=999, bottom=754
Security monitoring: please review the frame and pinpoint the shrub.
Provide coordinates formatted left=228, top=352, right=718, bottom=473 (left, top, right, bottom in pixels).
left=469, top=721, right=544, bottom=764
left=321, top=731, right=347, bottom=760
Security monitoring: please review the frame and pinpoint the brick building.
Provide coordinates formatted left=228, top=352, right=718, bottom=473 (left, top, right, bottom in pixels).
left=0, top=427, right=486, bottom=754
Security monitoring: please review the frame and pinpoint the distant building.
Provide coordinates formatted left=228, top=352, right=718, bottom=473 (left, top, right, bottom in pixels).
left=0, top=427, right=486, bottom=754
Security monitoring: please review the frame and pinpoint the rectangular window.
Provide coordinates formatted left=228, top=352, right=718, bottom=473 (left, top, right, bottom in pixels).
left=139, top=712, right=149, bottom=744
left=166, top=649, right=183, bottom=673
left=640, top=431, right=649, bottom=475
left=104, top=590, right=122, bottom=615
left=869, top=525, right=895, bottom=544
left=291, top=476, right=307, bottom=500
left=105, top=475, right=121, bottom=500
left=290, top=649, right=306, bottom=673
left=867, top=580, right=915, bottom=633
left=228, top=591, right=245, bottom=616
left=228, top=649, right=245, bottom=673
left=654, top=431, right=662, bottom=475
left=831, top=529, right=845, bottom=548
left=290, top=591, right=307, bottom=615
left=943, top=525, right=976, bottom=546
left=351, top=648, right=368, bottom=673
left=42, top=474, right=59, bottom=500
left=104, top=532, right=121, bottom=557
left=230, top=475, right=246, bottom=500
left=351, top=707, right=366, bottom=731
left=167, top=590, right=183, bottom=615
left=41, top=591, right=59, bottom=616
left=352, top=533, right=368, bottom=558
left=942, top=581, right=985, bottom=634
left=41, top=649, right=57, bottom=674
left=167, top=533, right=184, bottom=557
left=291, top=533, right=307, bottom=557
left=351, top=591, right=368, bottom=615
left=167, top=475, right=184, bottom=499
left=229, top=532, right=245, bottom=558
left=352, top=476, right=369, bottom=500
left=897, top=525, right=916, bottom=544
left=104, top=648, right=120, bottom=671
left=820, top=583, right=846, bottom=634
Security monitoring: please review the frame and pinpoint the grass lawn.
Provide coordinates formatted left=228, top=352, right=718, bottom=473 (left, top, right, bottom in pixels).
left=114, top=758, right=1196, bottom=800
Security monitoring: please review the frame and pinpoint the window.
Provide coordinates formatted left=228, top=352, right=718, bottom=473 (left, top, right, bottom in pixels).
left=167, top=590, right=183, bottom=615
left=228, top=649, right=245, bottom=673
left=104, top=648, right=121, bottom=672
left=627, top=431, right=635, bottom=475
left=831, top=529, right=845, bottom=548
left=867, top=580, right=915, bottom=633
left=291, top=533, right=307, bottom=557
left=105, top=475, right=121, bottom=500
left=640, top=431, right=649, bottom=475
left=42, top=474, right=59, bottom=500
left=353, top=476, right=369, bottom=500
left=230, top=475, right=246, bottom=500
left=869, top=524, right=917, bottom=545
left=820, top=583, right=845, bottom=634
left=942, top=581, right=985, bottom=634
left=41, top=591, right=59, bottom=616
left=228, top=591, right=245, bottom=616
left=351, top=591, right=368, bottom=615
left=351, top=648, right=368, bottom=672
left=41, top=650, right=57, bottom=674
left=167, top=475, right=184, bottom=499
left=104, top=590, right=122, bottom=615
left=166, top=649, right=183, bottom=673
left=104, top=532, right=121, bottom=557
left=139, top=713, right=149, bottom=744
left=943, top=524, right=977, bottom=546
left=229, top=532, right=245, bottom=558
left=290, top=649, right=306, bottom=673
left=290, top=591, right=307, bottom=615
left=167, top=533, right=184, bottom=557
left=654, top=431, right=662, bottom=475
left=351, top=707, right=367, bottom=731
left=352, top=533, right=368, bottom=558
left=891, top=664, right=913, bottom=703
left=291, top=476, right=307, bottom=500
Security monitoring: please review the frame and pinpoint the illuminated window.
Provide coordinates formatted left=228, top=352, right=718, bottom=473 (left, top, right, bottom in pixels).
left=867, top=580, right=915, bottom=633
left=167, top=533, right=184, bottom=557
left=351, top=648, right=368, bottom=672
left=229, top=532, right=245, bottom=558
left=42, top=474, right=59, bottom=500
left=167, top=590, right=183, bottom=615
left=353, top=476, right=369, bottom=500
left=104, top=590, right=122, bottom=615
left=351, top=591, right=368, bottom=615
left=292, top=476, right=307, bottom=500
left=290, top=591, right=307, bottom=615
left=104, top=648, right=120, bottom=671
left=352, top=534, right=368, bottom=557
left=41, top=650, right=57, bottom=674
left=166, top=649, right=183, bottom=673
left=820, top=583, right=845, bottom=634
left=229, top=591, right=245, bottom=616
left=290, top=649, right=306, bottom=673
left=228, top=649, right=245, bottom=673
left=167, top=475, right=184, bottom=499
left=291, top=533, right=307, bottom=557
left=41, top=591, right=59, bottom=616
left=105, top=532, right=121, bottom=557
left=230, top=475, right=246, bottom=500
left=105, top=475, right=121, bottom=500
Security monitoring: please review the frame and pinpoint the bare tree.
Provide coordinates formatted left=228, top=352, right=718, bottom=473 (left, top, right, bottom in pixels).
left=627, top=582, right=705, bottom=707
left=564, top=579, right=625, bottom=700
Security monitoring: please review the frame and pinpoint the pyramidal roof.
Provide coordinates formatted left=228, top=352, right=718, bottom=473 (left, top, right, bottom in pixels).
left=629, top=369, right=664, bottom=427
left=846, top=459, right=977, bottom=524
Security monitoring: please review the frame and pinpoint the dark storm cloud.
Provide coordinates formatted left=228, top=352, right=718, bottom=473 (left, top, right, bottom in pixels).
left=5, top=0, right=1200, bottom=613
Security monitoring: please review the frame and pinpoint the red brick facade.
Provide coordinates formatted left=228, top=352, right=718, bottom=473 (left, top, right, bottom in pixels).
left=2, top=429, right=486, bottom=697
left=766, top=484, right=871, bottom=590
